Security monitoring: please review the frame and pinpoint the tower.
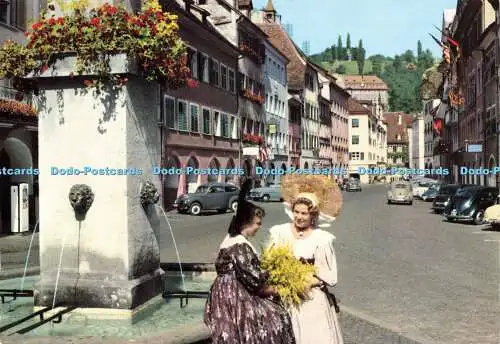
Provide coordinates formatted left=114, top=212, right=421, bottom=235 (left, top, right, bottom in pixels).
left=263, top=0, right=276, bottom=22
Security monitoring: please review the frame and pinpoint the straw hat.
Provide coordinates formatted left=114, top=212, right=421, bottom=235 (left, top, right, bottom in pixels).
left=281, top=174, right=343, bottom=218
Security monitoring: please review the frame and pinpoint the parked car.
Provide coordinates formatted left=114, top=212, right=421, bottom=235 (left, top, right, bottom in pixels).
left=421, top=183, right=441, bottom=201
left=248, top=184, right=282, bottom=202
left=443, top=186, right=499, bottom=224
left=387, top=181, right=413, bottom=205
left=432, top=184, right=462, bottom=213
left=173, top=183, right=239, bottom=215
left=484, top=196, right=500, bottom=230
left=346, top=178, right=362, bottom=192
left=413, top=180, right=437, bottom=199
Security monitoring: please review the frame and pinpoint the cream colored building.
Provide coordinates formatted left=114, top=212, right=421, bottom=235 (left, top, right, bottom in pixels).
left=347, top=98, right=387, bottom=184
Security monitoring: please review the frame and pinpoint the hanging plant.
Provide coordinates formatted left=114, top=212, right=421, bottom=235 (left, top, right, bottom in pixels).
left=0, top=0, right=195, bottom=92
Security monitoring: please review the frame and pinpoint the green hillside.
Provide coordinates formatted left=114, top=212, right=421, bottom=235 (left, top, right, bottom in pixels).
left=308, top=34, right=438, bottom=113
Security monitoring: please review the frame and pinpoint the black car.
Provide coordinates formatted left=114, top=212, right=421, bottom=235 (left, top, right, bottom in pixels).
left=432, top=184, right=461, bottom=213
left=173, top=183, right=239, bottom=215
left=443, top=186, right=499, bottom=224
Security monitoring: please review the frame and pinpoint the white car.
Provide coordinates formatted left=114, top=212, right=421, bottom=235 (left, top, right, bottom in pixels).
left=412, top=181, right=437, bottom=199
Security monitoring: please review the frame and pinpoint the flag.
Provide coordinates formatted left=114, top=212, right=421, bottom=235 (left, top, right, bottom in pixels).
left=429, top=33, right=444, bottom=48
left=433, top=118, right=443, bottom=136
left=433, top=25, right=459, bottom=47
left=258, top=146, right=268, bottom=163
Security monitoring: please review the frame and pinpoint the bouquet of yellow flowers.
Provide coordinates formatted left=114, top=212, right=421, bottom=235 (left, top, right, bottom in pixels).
left=260, top=244, right=317, bottom=308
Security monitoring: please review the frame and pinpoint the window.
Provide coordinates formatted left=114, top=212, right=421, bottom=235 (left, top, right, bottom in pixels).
left=214, top=111, right=221, bottom=136
left=198, top=53, right=209, bottom=83
left=228, top=68, right=235, bottom=93
left=230, top=116, right=235, bottom=138
left=221, top=113, right=229, bottom=137
left=0, top=1, right=19, bottom=27
left=177, top=101, right=188, bottom=131
left=190, top=104, right=199, bottom=132
left=352, top=135, right=359, bottom=144
left=238, top=72, right=245, bottom=90
left=202, top=108, right=211, bottom=134
left=220, top=64, right=228, bottom=90
left=210, top=58, right=220, bottom=86
left=164, top=96, right=176, bottom=129
left=187, top=47, right=198, bottom=79
left=352, top=118, right=359, bottom=128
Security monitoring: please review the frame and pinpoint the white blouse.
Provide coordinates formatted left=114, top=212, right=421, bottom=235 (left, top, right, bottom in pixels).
left=268, top=223, right=338, bottom=286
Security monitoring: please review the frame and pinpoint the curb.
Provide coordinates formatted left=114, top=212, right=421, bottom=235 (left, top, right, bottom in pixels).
left=0, top=267, right=40, bottom=280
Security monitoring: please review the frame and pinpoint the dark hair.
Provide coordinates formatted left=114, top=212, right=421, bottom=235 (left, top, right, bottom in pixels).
left=292, top=197, right=319, bottom=225
left=227, top=201, right=265, bottom=236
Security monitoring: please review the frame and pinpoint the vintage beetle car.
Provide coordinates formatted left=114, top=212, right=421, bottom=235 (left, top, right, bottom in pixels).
left=387, top=181, right=413, bottom=205
left=443, top=186, right=499, bottom=225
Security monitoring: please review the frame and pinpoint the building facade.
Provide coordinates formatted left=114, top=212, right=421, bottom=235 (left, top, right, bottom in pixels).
left=262, top=32, right=289, bottom=185
left=287, top=95, right=302, bottom=168
left=340, top=74, right=388, bottom=167
left=447, top=0, right=497, bottom=186
left=161, top=0, right=240, bottom=208
left=411, top=112, right=425, bottom=170
left=254, top=3, right=322, bottom=170
left=384, top=112, right=413, bottom=167
left=347, top=98, right=379, bottom=184
left=0, top=1, right=40, bottom=234
left=198, top=0, right=268, bottom=186
left=330, top=82, right=350, bottom=174
left=423, top=99, right=438, bottom=171
left=315, top=65, right=336, bottom=169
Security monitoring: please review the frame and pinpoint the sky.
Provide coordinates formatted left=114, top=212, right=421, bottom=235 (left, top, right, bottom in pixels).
left=252, top=0, right=458, bottom=58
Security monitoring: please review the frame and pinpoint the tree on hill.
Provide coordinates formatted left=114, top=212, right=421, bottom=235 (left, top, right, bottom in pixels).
left=346, top=33, right=351, bottom=50
left=417, top=40, right=422, bottom=60
left=337, top=35, right=343, bottom=59
left=356, top=39, right=366, bottom=74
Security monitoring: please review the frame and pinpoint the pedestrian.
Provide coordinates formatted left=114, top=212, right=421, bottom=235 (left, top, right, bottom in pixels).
left=267, top=191, right=343, bottom=344
left=204, top=179, right=296, bottom=344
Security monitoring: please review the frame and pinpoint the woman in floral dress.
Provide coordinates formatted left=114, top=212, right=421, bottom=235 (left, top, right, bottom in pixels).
left=204, top=179, right=296, bottom=344
left=268, top=192, right=344, bottom=344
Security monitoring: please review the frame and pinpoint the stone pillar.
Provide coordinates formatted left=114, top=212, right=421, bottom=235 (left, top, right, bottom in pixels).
left=31, top=54, right=165, bottom=317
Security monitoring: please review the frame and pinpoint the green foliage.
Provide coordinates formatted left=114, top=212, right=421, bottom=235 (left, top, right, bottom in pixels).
left=356, top=39, right=365, bottom=75
left=260, top=244, right=317, bottom=309
left=310, top=37, right=437, bottom=113
left=335, top=64, right=346, bottom=74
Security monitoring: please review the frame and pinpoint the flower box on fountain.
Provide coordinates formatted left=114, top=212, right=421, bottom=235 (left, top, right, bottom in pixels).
left=0, top=0, right=198, bottom=319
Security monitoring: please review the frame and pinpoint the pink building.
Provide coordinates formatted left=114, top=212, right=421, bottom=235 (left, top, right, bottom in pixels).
left=330, top=82, right=350, bottom=173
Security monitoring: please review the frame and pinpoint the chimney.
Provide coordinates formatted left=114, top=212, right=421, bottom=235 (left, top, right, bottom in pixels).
left=398, top=114, right=402, bottom=125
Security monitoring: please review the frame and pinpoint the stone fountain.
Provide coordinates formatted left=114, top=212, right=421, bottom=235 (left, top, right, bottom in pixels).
left=30, top=52, right=166, bottom=319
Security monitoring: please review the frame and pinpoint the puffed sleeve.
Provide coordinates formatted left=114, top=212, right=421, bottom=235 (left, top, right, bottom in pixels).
left=233, top=243, right=268, bottom=293
left=314, top=233, right=338, bottom=286
left=268, top=224, right=288, bottom=247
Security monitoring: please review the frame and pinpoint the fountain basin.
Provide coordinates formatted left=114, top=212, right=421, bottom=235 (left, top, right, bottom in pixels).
left=0, top=269, right=216, bottom=342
